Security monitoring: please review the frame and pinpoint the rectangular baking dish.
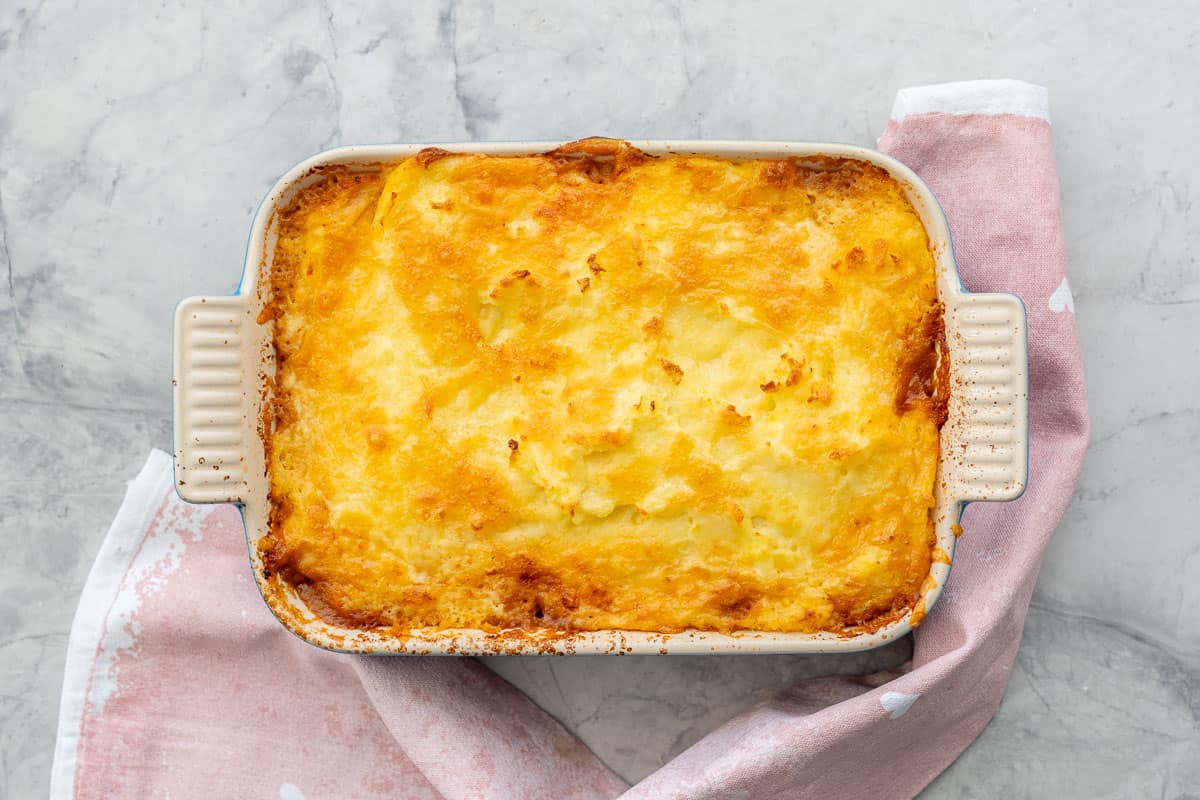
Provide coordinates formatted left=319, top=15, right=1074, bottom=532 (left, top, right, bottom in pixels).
left=172, top=140, right=1028, bottom=655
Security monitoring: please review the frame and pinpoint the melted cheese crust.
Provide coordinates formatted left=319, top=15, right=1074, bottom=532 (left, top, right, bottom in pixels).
left=263, top=140, right=944, bottom=635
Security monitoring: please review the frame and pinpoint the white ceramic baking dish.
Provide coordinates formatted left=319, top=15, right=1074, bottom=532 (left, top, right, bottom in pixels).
left=172, top=141, right=1028, bottom=655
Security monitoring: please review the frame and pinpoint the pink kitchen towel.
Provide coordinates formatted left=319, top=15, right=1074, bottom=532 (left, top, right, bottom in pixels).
left=51, top=80, right=1087, bottom=799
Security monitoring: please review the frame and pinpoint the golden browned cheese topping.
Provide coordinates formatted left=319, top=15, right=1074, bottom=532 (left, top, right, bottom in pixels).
left=262, top=140, right=945, bottom=635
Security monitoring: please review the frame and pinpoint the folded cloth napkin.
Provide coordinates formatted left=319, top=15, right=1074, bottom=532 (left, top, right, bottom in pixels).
left=51, top=80, right=1087, bottom=800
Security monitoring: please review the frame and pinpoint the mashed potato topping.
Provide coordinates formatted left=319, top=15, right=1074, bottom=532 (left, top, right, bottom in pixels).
left=261, top=140, right=945, bottom=634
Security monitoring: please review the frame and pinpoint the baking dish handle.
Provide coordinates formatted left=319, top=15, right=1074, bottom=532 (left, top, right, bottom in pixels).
left=943, top=292, right=1029, bottom=502
left=172, top=295, right=257, bottom=504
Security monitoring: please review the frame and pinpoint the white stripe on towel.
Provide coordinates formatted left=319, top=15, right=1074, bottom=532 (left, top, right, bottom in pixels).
left=891, top=79, right=1050, bottom=123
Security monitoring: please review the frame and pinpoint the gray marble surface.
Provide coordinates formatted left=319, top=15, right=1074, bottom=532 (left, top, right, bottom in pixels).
left=1, top=1, right=1196, bottom=797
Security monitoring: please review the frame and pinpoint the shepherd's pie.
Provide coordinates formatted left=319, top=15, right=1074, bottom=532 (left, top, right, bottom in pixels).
left=260, top=139, right=947, bottom=635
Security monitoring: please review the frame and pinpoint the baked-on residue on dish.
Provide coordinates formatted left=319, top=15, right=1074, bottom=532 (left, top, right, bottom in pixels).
left=261, top=139, right=947, bottom=636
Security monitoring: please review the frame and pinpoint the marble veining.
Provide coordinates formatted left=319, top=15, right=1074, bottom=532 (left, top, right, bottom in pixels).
left=1, top=1, right=1197, bottom=797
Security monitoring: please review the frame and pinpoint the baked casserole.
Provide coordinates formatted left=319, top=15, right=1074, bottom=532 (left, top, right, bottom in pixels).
left=260, top=138, right=947, bottom=636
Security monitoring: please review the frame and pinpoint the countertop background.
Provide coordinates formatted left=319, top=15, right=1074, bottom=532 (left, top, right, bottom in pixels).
left=2, top=1, right=1197, bottom=797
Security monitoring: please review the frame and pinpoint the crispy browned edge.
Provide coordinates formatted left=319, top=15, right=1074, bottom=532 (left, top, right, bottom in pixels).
left=254, top=139, right=950, bottom=645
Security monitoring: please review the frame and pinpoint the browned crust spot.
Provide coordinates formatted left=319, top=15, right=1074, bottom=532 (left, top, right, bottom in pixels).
left=895, top=303, right=949, bottom=428
left=719, top=404, right=751, bottom=428
left=782, top=354, right=805, bottom=387
left=807, top=382, right=833, bottom=405
left=413, top=147, right=455, bottom=168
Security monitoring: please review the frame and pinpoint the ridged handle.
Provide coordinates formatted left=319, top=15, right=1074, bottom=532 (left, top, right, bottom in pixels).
left=172, top=295, right=257, bottom=504
left=943, top=292, right=1029, bottom=502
